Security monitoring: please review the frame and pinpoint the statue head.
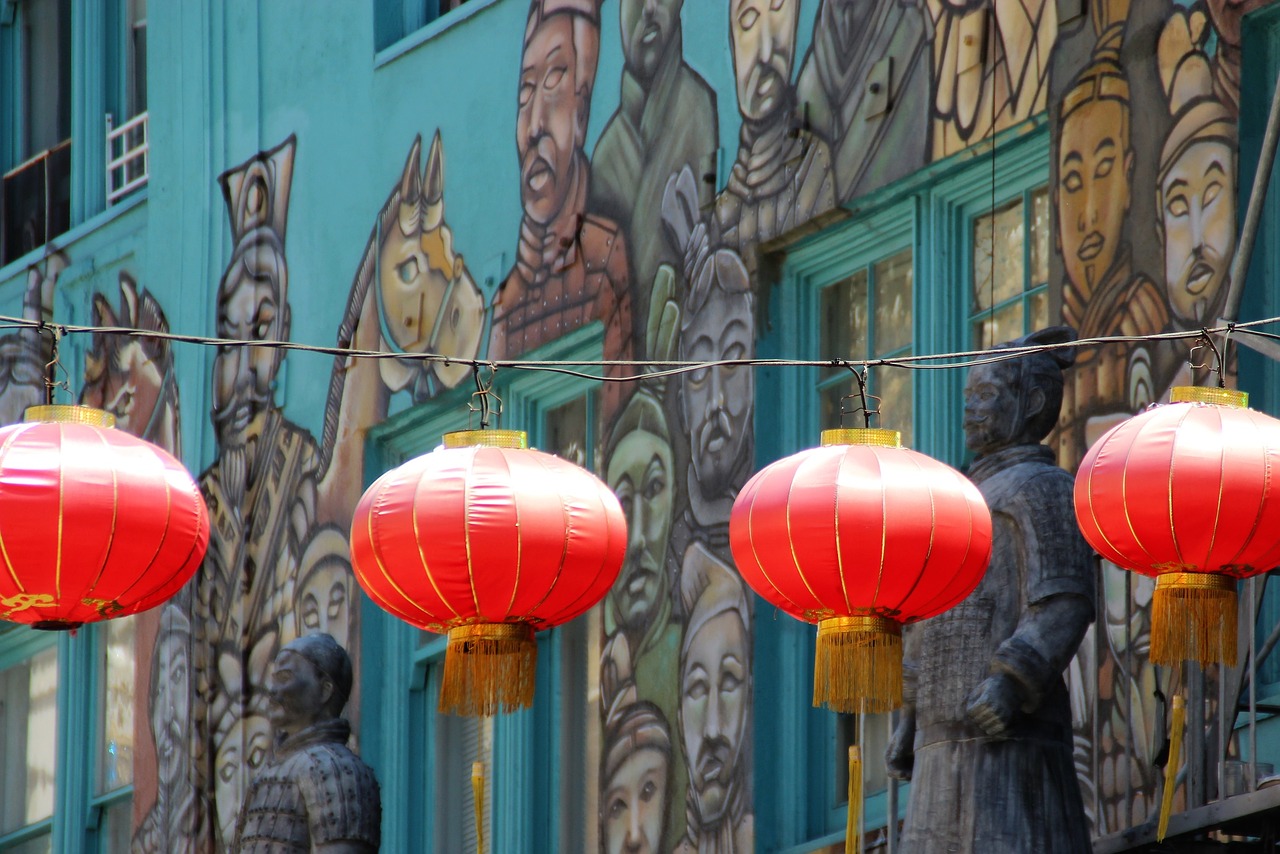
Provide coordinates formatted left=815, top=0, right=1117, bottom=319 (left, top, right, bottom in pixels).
left=601, top=700, right=673, bottom=854
left=1056, top=30, right=1132, bottom=299
left=963, top=326, right=1078, bottom=456
left=678, top=544, right=750, bottom=827
left=605, top=389, right=675, bottom=635
left=729, top=0, right=799, bottom=123
left=518, top=0, right=600, bottom=226
left=620, top=0, right=683, bottom=85
left=266, top=633, right=353, bottom=741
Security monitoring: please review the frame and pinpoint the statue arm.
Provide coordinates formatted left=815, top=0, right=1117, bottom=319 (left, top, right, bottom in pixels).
left=886, top=623, right=919, bottom=779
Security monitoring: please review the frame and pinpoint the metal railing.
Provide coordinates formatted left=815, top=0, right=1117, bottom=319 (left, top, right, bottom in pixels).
left=105, top=111, right=148, bottom=206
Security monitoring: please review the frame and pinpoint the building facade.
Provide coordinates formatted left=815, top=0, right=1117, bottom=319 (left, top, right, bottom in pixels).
left=2, top=0, right=1280, bottom=851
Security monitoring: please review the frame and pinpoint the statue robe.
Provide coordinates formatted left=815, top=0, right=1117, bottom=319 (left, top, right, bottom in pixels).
left=901, top=443, right=1094, bottom=853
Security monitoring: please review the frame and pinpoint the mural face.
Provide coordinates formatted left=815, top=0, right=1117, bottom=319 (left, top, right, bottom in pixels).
left=212, top=262, right=286, bottom=444
left=679, top=607, right=747, bottom=824
left=729, top=0, right=799, bottom=122
left=680, top=290, right=752, bottom=502
left=1159, top=139, right=1234, bottom=325
left=607, top=420, right=675, bottom=634
left=519, top=13, right=588, bottom=226
left=604, top=746, right=669, bottom=854
left=620, top=0, right=683, bottom=83
left=213, top=710, right=271, bottom=846
left=151, top=615, right=192, bottom=791
left=1056, top=97, right=1132, bottom=297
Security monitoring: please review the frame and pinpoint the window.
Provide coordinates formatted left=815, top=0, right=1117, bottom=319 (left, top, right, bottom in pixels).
left=0, top=619, right=136, bottom=854
left=361, top=324, right=605, bottom=853
left=374, top=0, right=476, bottom=51
left=755, top=121, right=1049, bottom=851
left=970, top=186, right=1051, bottom=349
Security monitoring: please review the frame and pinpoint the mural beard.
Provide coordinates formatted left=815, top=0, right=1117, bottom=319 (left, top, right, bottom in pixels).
left=691, top=733, right=737, bottom=824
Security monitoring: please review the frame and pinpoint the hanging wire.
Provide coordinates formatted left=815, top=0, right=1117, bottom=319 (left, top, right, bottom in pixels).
left=0, top=312, right=1277, bottom=387
left=40, top=323, right=70, bottom=406
left=1188, top=330, right=1227, bottom=389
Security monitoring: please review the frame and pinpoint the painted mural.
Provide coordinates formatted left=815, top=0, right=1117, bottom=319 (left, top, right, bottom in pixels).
left=0, top=0, right=1249, bottom=850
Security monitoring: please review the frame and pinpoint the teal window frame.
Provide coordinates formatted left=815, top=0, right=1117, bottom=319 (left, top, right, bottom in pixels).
left=0, top=0, right=146, bottom=270
left=1240, top=4, right=1280, bottom=701
left=373, top=0, right=497, bottom=58
left=360, top=323, right=604, bottom=854
left=754, top=119, right=1049, bottom=852
left=0, top=622, right=135, bottom=854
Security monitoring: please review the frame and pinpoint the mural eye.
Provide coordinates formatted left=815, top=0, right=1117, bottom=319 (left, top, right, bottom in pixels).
left=738, top=8, right=759, bottom=30
left=303, top=594, right=320, bottom=629
left=248, top=745, right=267, bottom=768
left=398, top=257, right=420, bottom=284
left=721, top=669, right=743, bottom=693
left=641, top=780, right=658, bottom=801
left=686, top=676, right=709, bottom=701
left=608, top=796, right=627, bottom=819
left=1203, top=181, right=1222, bottom=208
left=545, top=66, right=567, bottom=90
left=1063, top=171, right=1083, bottom=194
left=723, top=342, right=747, bottom=362
left=770, top=0, right=786, bottom=10
left=218, top=761, right=237, bottom=783
left=1166, top=196, right=1189, bottom=218
left=643, top=474, right=665, bottom=501
left=1094, top=157, right=1114, bottom=179
left=518, top=81, right=535, bottom=107
left=687, top=367, right=709, bottom=387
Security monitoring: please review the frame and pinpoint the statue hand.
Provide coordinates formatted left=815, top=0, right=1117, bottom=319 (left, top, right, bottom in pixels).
left=965, top=672, right=1021, bottom=739
left=885, top=710, right=916, bottom=781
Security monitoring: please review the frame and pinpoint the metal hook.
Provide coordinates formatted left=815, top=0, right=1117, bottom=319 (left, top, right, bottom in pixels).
left=837, top=363, right=880, bottom=429
left=1189, top=331, right=1226, bottom=387
left=40, top=323, right=69, bottom=406
left=468, top=363, right=502, bottom=429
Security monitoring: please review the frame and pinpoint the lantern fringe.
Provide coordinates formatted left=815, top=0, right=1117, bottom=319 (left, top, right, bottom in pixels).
left=441, top=623, right=537, bottom=717
left=846, top=745, right=862, bottom=854
left=1157, top=694, right=1186, bottom=842
left=1152, top=573, right=1237, bottom=667
left=814, top=617, right=902, bottom=714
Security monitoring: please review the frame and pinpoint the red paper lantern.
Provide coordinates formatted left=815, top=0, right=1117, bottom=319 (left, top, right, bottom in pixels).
left=730, top=428, right=992, bottom=713
left=0, top=405, right=210, bottom=630
left=351, top=429, right=626, bottom=716
left=1074, top=386, right=1280, bottom=666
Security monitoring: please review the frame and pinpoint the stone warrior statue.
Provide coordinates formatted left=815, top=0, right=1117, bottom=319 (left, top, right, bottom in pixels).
left=232, top=633, right=381, bottom=853
left=886, top=326, right=1095, bottom=852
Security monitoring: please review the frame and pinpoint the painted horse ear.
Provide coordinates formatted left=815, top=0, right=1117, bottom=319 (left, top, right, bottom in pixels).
left=424, top=130, right=445, bottom=231
left=399, top=134, right=423, bottom=207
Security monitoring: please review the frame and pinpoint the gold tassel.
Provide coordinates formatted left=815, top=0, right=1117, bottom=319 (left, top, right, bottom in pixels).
left=846, top=745, right=862, bottom=854
left=471, top=760, right=485, bottom=854
left=1151, top=573, right=1237, bottom=667
left=1157, top=694, right=1186, bottom=842
left=441, top=623, right=537, bottom=716
left=814, top=616, right=903, bottom=714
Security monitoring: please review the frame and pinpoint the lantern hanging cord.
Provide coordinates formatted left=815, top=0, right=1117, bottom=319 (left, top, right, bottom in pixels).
left=468, top=364, right=502, bottom=429
left=837, top=363, right=879, bottom=428
left=3, top=313, right=1280, bottom=386
left=39, top=322, right=70, bottom=406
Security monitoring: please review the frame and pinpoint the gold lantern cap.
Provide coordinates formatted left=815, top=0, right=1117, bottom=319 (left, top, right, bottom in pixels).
left=444, top=429, right=528, bottom=449
left=821, top=428, right=901, bottom=448
left=1170, top=386, right=1248, bottom=408
left=24, top=404, right=116, bottom=428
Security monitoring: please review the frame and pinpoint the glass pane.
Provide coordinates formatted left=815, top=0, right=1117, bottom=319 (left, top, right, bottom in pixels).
left=6, top=833, right=53, bottom=854
left=821, top=271, right=867, bottom=378
left=972, top=198, right=1024, bottom=315
left=836, top=713, right=891, bottom=801
left=873, top=250, right=913, bottom=357
left=875, top=368, right=913, bottom=448
left=98, top=616, right=137, bottom=793
left=561, top=606, right=601, bottom=851
left=545, top=395, right=589, bottom=469
left=1029, top=289, right=1049, bottom=333
left=433, top=711, right=493, bottom=853
left=0, top=644, right=59, bottom=834
left=974, top=303, right=1024, bottom=350
left=99, top=798, right=132, bottom=853
left=1030, top=187, right=1050, bottom=285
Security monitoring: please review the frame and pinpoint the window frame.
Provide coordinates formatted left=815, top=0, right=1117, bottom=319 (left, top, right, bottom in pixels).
left=0, top=620, right=137, bottom=854
left=373, top=0, right=500, bottom=63
left=360, top=322, right=605, bottom=854
left=755, top=119, right=1049, bottom=852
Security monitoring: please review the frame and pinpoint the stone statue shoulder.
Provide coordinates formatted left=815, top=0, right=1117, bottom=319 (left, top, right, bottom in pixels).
left=285, top=739, right=382, bottom=849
